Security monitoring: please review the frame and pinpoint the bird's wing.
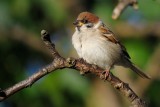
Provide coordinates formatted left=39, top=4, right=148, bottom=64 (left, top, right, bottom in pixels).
left=98, top=25, right=131, bottom=59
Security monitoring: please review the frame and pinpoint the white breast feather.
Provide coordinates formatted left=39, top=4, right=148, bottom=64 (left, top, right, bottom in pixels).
left=72, top=26, right=121, bottom=69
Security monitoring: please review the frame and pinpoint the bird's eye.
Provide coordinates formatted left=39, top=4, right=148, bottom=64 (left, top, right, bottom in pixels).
left=82, top=19, right=88, bottom=24
left=86, top=23, right=93, bottom=28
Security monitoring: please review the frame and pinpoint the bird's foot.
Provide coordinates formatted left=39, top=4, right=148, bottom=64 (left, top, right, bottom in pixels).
left=77, top=58, right=85, bottom=63
left=100, top=70, right=110, bottom=80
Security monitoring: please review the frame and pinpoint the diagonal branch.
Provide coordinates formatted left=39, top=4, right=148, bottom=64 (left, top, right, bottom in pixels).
left=112, top=0, right=138, bottom=19
left=0, top=30, right=147, bottom=107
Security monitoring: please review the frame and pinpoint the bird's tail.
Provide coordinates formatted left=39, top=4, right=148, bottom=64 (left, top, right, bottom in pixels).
left=129, top=63, right=151, bottom=79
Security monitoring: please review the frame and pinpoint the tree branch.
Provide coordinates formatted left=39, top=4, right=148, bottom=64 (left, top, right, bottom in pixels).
left=112, top=0, right=138, bottom=19
left=0, top=30, right=147, bottom=107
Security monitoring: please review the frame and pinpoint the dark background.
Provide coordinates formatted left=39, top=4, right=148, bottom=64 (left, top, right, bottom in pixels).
left=0, top=0, right=160, bottom=107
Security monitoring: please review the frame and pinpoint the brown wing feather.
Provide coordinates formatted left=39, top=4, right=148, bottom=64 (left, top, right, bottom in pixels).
left=99, top=25, right=131, bottom=59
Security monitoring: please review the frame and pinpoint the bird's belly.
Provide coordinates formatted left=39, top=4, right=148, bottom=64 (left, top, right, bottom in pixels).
left=81, top=39, right=121, bottom=69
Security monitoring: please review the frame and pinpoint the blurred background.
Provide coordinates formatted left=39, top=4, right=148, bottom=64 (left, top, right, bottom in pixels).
left=0, top=0, right=160, bottom=107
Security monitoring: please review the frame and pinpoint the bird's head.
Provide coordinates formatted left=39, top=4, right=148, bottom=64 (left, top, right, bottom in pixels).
left=73, top=12, right=101, bottom=31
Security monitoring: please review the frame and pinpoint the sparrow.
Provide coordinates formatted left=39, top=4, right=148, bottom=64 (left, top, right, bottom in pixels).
left=72, top=12, right=150, bottom=79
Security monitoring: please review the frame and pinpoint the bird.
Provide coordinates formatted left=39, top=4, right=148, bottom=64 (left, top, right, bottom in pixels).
left=72, top=12, right=150, bottom=79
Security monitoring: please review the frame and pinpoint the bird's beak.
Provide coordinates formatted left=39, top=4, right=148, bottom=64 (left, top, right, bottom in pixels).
left=73, top=20, right=83, bottom=27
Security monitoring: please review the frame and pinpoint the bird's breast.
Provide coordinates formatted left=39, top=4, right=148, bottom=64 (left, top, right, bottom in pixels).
left=72, top=30, right=121, bottom=69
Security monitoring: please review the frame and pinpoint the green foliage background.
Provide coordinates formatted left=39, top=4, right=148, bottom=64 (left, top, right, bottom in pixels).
left=0, top=0, right=160, bottom=107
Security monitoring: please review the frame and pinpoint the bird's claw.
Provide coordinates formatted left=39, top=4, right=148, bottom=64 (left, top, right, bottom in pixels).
left=100, top=70, right=110, bottom=80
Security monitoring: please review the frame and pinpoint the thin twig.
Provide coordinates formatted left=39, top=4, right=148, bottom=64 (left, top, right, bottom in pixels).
left=112, top=0, right=138, bottom=19
left=0, top=30, right=147, bottom=107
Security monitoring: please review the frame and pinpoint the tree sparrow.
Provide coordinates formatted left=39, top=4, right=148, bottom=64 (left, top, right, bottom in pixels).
left=72, top=12, right=150, bottom=79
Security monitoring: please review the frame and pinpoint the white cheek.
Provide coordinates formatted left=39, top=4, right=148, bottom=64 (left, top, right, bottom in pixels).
left=93, top=20, right=103, bottom=29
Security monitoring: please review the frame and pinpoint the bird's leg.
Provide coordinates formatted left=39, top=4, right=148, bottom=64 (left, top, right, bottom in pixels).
left=77, top=58, right=85, bottom=62
left=100, top=69, right=110, bottom=80
left=104, top=69, right=110, bottom=79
